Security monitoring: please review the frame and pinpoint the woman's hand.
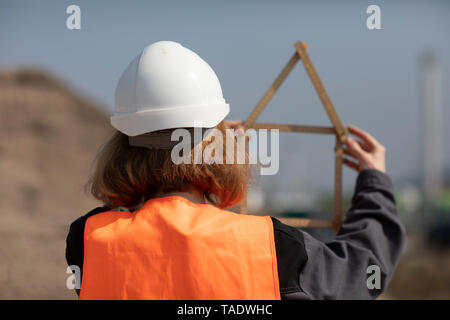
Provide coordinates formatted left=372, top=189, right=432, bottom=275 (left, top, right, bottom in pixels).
left=224, top=120, right=245, bottom=136
left=343, top=126, right=386, bottom=173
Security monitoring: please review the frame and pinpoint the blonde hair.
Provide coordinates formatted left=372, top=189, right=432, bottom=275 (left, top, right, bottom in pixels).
left=87, top=121, right=249, bottom=209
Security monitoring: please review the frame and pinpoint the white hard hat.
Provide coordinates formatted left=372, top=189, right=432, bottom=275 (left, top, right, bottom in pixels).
left=111, top=41, right=230, bottom=136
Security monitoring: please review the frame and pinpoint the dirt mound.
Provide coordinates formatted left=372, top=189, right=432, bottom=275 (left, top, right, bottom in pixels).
left=0, top=69, right=111, bottom=299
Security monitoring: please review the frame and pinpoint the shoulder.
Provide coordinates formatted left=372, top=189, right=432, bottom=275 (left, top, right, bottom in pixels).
left=270, top=217, right=309, bottom=296
left=271, top=217, right=307, bottom=240
left=66, top=205, right=110, bottom=263
left=68, top=206, right=111, bottom=233
left=66, top=206, right=111, bottom=266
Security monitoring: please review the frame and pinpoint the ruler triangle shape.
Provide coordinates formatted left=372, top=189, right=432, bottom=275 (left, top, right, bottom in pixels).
left=240, top=42, right=348, bottom=233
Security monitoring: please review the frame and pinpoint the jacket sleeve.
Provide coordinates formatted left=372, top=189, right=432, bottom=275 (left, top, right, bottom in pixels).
left=274, top=169, right=406, bottom=300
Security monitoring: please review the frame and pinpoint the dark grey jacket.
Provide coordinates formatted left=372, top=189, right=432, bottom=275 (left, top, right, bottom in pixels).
left=272, top=169, right=406, bottom=299
left=66, top=169, right=405, bottom=299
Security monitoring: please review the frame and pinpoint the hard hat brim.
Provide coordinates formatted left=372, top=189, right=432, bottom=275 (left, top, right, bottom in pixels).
left=111, top=103, right=230, bottom=136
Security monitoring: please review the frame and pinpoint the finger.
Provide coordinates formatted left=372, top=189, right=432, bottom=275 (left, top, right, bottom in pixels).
left=225, top=120, right=243, bottom=129
left=343, top=157, right=360, bottom=172
left=224, top=120, right=246, bottom=138
left=353, top=138, right=371, bottom=152
left=343, top=146, right=359, bottom=159
left=348, top=125, right=378, bottom=149
left=345, top=137, right=367, bottom=159
left=345, top=137, right=370, bottom=152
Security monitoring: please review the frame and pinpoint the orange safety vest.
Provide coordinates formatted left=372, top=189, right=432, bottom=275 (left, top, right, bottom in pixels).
left=79, top=196, right=280, bottom=300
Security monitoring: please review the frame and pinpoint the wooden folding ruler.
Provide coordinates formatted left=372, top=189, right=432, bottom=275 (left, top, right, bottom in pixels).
left=240, top=41, right=348, bottom=233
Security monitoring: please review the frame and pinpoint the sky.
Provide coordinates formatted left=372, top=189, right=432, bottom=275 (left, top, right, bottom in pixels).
left=0, top=0, right=449, bottom=193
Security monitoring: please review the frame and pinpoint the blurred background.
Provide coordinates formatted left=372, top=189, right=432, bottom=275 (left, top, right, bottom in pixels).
left=0, top=0, right=449, bottom=299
